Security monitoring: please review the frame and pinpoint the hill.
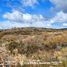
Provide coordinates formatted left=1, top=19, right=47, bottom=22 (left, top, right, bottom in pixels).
left=0, top=27, right=67, bottom=66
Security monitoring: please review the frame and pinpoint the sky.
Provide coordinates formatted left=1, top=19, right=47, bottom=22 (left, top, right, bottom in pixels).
left=0, top=0, right=67, bottom=29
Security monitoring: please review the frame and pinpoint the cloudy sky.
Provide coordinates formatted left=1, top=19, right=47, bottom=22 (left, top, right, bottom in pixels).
left=0, top=0, right=67, bottom=29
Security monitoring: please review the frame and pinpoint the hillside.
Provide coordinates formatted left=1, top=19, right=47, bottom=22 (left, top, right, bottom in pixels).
left=0, top=27, right=67, bottom=66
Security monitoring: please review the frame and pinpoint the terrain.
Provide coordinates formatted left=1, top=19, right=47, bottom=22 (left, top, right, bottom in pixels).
left=0, top=27, right=67, bottom=67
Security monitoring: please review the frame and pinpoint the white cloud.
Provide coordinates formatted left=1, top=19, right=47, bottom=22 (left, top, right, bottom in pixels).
left=0, top=21, right=31, bottom=29
left=23, top=13, right=32, bottom=21
left=50, top=0, right=67, bottom=13
left=3, top=10, right=52, bottom=28
left=50, top=11, right=67, bottom=23
left=3, top=10, right=67, bottom=29
left=22, top=0, right=38, bottom=7
left=3, top=10, right=23, bottom=22
left=3, top=10, right=44, bottom=23
left=63, top=23, right=67, bottom=26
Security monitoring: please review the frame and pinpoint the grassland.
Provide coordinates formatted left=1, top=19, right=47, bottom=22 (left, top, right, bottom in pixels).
left=0, top=27, right=67, bottom=67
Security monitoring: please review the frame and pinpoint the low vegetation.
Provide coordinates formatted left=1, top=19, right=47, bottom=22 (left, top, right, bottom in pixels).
left=0, top=27, right=67, bottom=67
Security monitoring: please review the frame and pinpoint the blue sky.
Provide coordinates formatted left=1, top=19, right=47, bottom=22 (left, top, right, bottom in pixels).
left=0, top=0, right=67, bottom=29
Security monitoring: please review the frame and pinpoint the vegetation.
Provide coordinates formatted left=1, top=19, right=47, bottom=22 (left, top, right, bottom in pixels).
left=0, top=27, right=67, bottom=66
